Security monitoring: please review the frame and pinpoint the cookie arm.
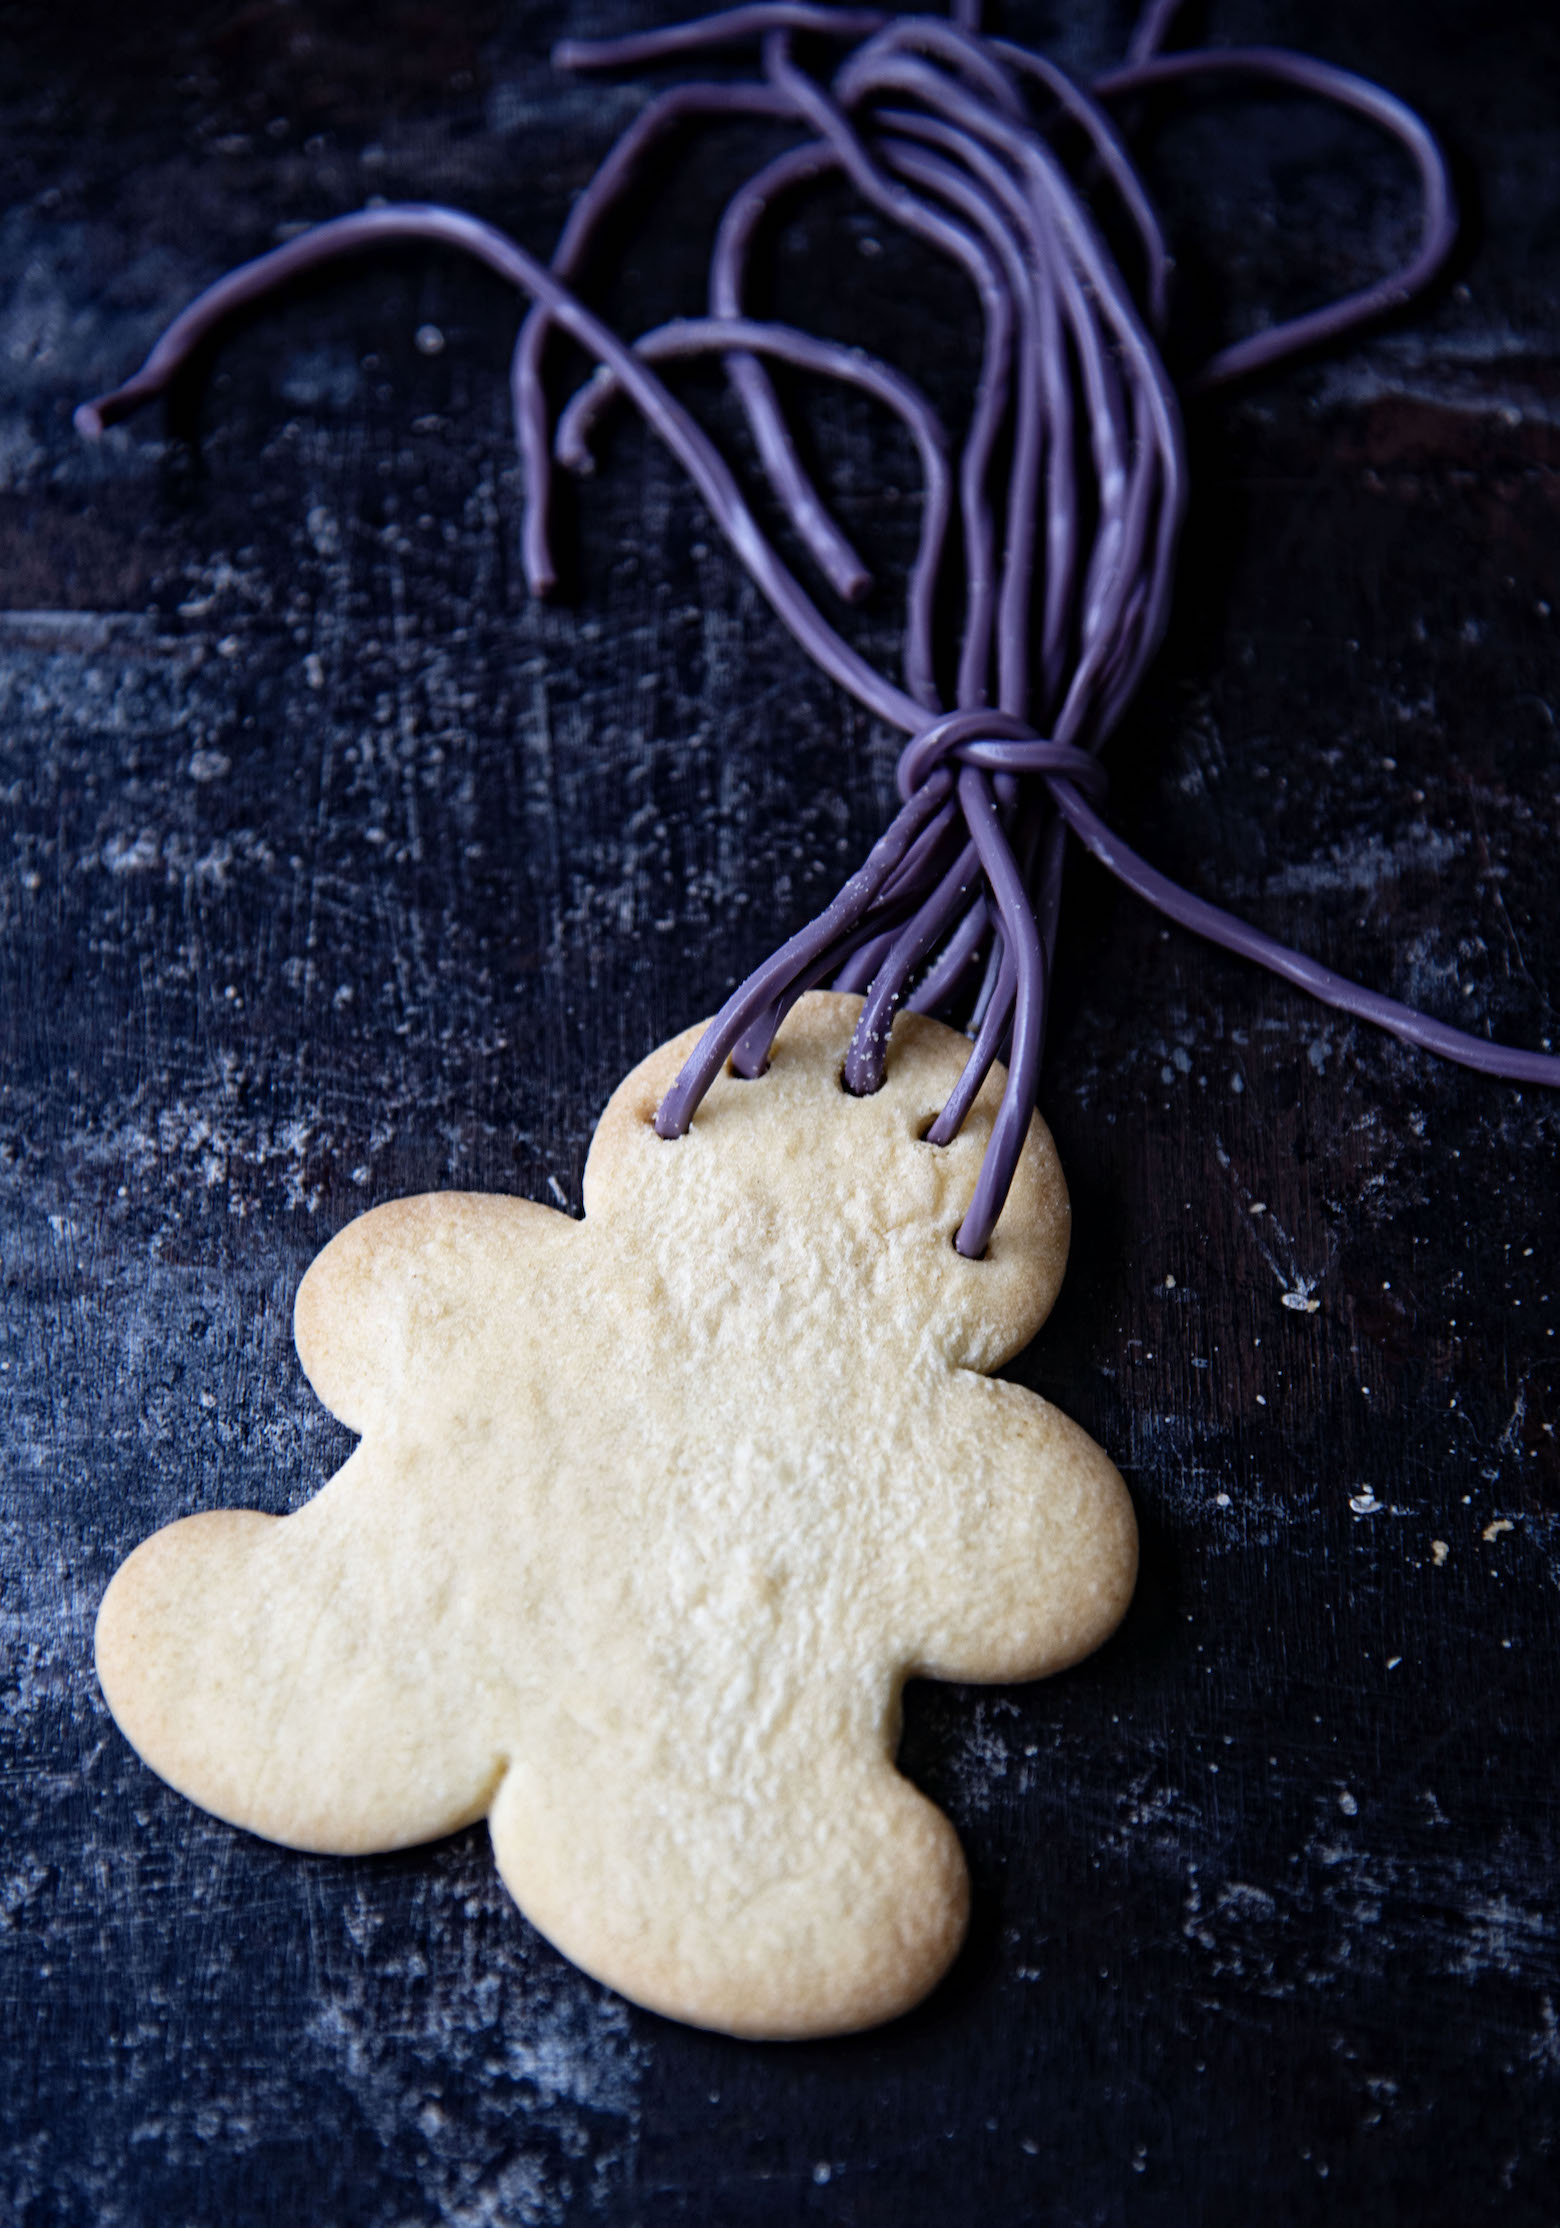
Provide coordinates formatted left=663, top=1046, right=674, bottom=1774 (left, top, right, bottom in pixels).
left=897, top=1375, right=1137, bottom=1685
left=295, top=1191, right=568, bottom=1431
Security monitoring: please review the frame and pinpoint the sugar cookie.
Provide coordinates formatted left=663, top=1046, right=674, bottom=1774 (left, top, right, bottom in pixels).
left=96, top=993, right=1135, bottom=2039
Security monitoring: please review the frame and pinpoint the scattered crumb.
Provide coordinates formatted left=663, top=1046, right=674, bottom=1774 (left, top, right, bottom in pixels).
left=1432, top=1541, right=1449, bottom=1565
left=1483, top=1518, right=1515, bottom=1543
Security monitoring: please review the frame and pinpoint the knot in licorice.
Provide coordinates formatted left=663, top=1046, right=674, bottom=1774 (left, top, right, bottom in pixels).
left=894, top=709, right=1110, bottom=808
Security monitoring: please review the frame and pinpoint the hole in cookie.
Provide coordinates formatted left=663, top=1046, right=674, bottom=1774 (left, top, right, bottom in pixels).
left=917, top=1115, right=947, bottom=1145
left=839, top=1064, right=884, bottom=1098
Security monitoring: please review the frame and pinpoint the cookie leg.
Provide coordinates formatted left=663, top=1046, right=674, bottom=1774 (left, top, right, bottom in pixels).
left=485, top=1730, right=970, bottom=2039
left=96, top=1477, right=504, bottom=1856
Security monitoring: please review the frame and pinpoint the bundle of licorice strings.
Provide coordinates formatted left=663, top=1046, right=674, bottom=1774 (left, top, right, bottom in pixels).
left=77, top=0, right=1559, bottom=1255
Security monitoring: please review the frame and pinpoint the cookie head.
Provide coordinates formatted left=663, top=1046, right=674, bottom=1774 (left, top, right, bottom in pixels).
left=584, top=992, right=1073, bottom=1375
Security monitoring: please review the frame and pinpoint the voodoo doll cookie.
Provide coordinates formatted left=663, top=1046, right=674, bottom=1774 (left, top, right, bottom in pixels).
left=97, top=994, right=1135, bottom=2039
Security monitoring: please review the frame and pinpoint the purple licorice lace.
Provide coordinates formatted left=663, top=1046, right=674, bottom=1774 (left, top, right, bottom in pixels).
left=76, top=1, right=1559, bottom=1262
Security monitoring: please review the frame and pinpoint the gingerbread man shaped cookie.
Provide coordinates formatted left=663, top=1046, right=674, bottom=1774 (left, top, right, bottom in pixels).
left=96, top=993, right=1136, bottom=2039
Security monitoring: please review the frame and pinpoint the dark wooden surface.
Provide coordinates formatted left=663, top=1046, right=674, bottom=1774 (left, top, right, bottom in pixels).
left=2, top=3, right=1558, bottom=2222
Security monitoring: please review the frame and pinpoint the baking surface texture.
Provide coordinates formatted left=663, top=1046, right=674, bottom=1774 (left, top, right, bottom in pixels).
left=2, top=0, right=1559, bottom=2219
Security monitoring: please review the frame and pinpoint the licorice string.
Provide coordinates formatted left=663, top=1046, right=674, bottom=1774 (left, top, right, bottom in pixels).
left=710, top=141, right=875, bottom=601
left=1093, top=46, right=1460, bottom=390
left=75, top=2, right=1560, bottom=1263
left=553, top=308, right=953, bottom=706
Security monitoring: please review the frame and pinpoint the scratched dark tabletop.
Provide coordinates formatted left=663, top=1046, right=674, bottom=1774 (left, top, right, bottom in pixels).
left=2, top=1, right=1558, bottom=2222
